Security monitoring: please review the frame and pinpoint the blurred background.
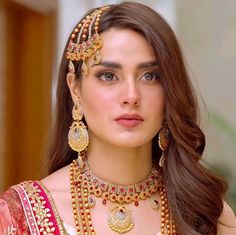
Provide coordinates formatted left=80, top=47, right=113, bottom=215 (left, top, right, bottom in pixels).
left=0, top=0, right=235, bottom=211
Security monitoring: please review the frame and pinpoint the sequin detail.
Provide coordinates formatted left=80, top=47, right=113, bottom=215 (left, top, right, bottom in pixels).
left=12, top=181, right=65, bottom=235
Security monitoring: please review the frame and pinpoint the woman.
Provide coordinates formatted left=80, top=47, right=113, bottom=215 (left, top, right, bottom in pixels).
left=0, top=1, right=236, bottom=234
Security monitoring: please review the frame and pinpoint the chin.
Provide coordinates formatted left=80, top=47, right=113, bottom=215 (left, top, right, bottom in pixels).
left=111, top=138, right=151, bottom=149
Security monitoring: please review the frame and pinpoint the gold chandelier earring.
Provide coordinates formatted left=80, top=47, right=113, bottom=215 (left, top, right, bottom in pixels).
left=68, top=100, right=89, bottom=169
left=158, top=122, right=170, bottom=167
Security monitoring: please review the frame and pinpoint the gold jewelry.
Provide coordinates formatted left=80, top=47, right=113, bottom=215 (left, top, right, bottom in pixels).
left=70, top=161, right=95, bottom=234
left=81, top=161, right=160, bottom=206
left=159, top=186, right=176, bottom=234
left=108, top=205, right=134, bottom=234
left=66, top=6, right=110, bottom=74
left=68, top=60, right=75, bottom=74
left=158, top=122, right=170, bottom=167
left=150, top=196, right=160, bottom=210
left=68, top=100, right=89, bottom=168
left=70, top=159, right=176, bottom=234
left=77, top=161, right=160, bottom=233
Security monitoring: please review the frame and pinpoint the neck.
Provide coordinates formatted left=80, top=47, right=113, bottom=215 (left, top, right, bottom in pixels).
left=86, top=139, right=153, bottom=186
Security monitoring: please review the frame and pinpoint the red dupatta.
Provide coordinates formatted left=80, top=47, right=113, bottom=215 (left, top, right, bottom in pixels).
left=0, top=181, right=67, bottom=235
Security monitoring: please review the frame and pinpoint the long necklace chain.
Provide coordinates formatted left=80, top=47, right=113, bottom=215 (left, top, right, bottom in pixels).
left=70, top=160, right=95, bottom=234
left=70, top=159, right=177, bottom=234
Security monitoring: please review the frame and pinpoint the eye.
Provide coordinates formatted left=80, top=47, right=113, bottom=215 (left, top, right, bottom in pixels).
left=141, top=71, right=160, bottom=81
left=97, top=72, right=118, bottom=82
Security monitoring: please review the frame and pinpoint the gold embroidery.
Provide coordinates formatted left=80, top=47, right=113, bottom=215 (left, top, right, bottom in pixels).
left=22, top=182, right=57, bottom=234
left=37, top=181, right=69, bottom=235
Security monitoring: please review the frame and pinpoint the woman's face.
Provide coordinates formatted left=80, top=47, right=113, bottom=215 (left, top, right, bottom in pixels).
left=70, top=28, right=165, bottom=148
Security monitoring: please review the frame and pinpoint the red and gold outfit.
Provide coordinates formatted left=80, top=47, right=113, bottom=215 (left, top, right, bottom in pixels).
left=0, top=181, right=67, bottom=235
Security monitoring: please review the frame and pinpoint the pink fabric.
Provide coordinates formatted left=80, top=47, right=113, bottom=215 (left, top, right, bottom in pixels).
left=13, top=184, right=40, bottom=235
left=0, top=188, right=28, bottom=234
left=0, top=198, right=17, bottom=233
left=0, top=181, right=62, bottom=234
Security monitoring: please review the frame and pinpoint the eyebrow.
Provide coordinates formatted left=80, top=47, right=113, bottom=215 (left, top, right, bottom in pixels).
left=91, top=60, right=158, bottom=69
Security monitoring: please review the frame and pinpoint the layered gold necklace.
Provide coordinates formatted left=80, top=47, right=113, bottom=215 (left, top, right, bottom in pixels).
left=70, top=159, right=176, bottom=234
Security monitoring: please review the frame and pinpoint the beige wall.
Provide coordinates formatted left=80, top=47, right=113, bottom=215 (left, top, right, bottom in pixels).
left=176, top=0, right=236, bottom=209
left=176, top=0, right=236, bottom=178
left=176, top=0, right=236, bottom=126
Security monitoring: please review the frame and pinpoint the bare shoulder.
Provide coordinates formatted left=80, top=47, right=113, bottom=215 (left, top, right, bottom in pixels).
left=217, top=201, right=236, bottom=235
left=41, top=165, right=74, bottom=224
left=41, top=165, right=71, bottom=193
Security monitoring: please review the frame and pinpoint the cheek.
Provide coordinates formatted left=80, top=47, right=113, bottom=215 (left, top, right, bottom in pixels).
left=80, top=86, right=114, bottom=118
left=150, top=92, right=165, bottom=134
left=146, top=87, right=165, bottom=116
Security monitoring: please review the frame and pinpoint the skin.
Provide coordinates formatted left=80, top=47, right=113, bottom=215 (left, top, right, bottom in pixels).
left=42, top=28, right=236, bottom=234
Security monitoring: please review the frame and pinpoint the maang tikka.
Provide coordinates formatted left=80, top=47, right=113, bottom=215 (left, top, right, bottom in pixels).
left=68, top=99, right=89, bottom=169
left=158, top=122, right=170, bottom=167
left=66, top=6, right=110, bottom=75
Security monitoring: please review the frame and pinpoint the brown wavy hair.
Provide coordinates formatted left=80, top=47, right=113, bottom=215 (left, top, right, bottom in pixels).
left=48, top=2, right=228, bottom=234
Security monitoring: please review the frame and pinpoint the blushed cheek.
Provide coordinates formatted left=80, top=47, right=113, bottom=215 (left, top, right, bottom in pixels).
left=153, top=93, right=165, bottom=121
left=82, top=91, right=108, bottom=121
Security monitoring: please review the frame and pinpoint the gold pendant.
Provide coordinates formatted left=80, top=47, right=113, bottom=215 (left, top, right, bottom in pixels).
left=159, top=154, right=165, bottom=167
left=88, top=195, right=96, bottom=208
left=77, top=154, right=85, bottom=169
left=150, top=197, right=160, bottom=210
left=93, top=50, right=101, bottom=64
left=82, top=61, right=88, bottom=75
left=108, top=205, right=134, bottom=234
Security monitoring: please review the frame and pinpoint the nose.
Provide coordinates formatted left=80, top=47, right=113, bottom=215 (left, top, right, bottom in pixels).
left=120, top=79, right=140, bottom=106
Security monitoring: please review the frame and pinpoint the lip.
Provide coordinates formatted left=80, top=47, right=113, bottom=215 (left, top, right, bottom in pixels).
left=115, top=114, right=144, bottom=128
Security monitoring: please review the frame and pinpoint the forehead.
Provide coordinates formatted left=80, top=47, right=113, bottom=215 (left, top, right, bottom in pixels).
left=98, top=28, right=156, bottom=62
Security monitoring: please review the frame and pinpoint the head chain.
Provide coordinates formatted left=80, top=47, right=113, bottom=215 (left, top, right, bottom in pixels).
left=66, top=6, right=110, bottom=74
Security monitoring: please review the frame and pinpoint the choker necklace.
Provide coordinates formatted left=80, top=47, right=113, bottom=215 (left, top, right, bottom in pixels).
left=82, top=161, right=160, bottom=206
left=70, top=159, right=176, bottom=234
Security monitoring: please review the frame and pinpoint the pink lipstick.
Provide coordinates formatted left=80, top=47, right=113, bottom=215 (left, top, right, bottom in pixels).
left=115, top=114, right=144, bottom=128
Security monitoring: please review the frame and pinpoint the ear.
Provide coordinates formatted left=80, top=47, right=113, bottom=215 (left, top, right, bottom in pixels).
left=66, top=73, right=81, bottom=103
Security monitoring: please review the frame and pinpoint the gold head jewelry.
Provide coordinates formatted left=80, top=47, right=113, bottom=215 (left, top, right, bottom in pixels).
left=66, top=6, right=110, bottom=74
left=158, top=123, right=170, bottom=167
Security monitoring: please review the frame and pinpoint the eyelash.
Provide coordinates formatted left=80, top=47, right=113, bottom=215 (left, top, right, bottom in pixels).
left=96, top=71, right=118, bottom=82
left=95, top=71, right=160, bottom=82
left=141, top=71, right=160, bottom=81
